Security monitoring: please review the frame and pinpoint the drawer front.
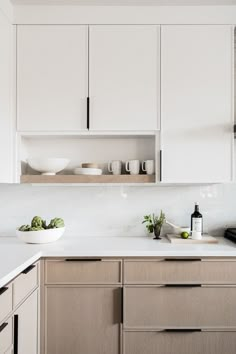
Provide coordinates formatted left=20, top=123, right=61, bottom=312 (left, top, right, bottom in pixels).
left=124, top=286, right=236, bottom=328
left=124, top=259, right=236, bottom=284
left=45, top=258, right=121, bottom=284
left=0, top=285, right=12, bottom=322
left=0, top=318, right=12, bottom=353
left=13, top=263, right=38, bottom=308
left=123, top=331, right=236, bottom=354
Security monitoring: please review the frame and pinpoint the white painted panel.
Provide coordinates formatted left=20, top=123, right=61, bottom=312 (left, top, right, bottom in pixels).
left=161, top=25, right=233, bottom=183
left=89, top=25, right=160, bottom=131
left=17, top=25, right=88, bottom=131
left=0, top=11, right=13, bottom=183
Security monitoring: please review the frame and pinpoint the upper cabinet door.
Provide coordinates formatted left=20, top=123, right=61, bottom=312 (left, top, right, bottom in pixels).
left=89, top=25, right=160, bottom=131
left=161, top=25, right=233, bottom=183
left=17, top=25, right=88, bottom=131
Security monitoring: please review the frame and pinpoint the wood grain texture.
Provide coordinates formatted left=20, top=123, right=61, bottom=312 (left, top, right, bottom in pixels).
left=123, top=331, right=236, bottom=354
left=124, top=259, right=236, bottom=284
left=45, top=286, right=121, bottom=354
left=13, top=263, right=38, bottom=308
left=0, top=284, right=12, bottom=323
left=45, top=259, right=121, bottom=284
left=0, top=318, right=12, bottom=353
left=124, top=286, right=236, bottom=328
left=21, top=175, right=155, bottom=184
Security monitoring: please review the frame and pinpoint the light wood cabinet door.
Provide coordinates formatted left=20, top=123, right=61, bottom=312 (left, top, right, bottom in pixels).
left=123, top=331, right=236, bottom=354
left=45, top=287, right=121, bottom=354
left=0, top=318, right=12, bottom=354
left=17, top=25, right=88, bottom=131
left=14, top=291, right=38, bottom=354
left=124, top=286, right=236, bottom=328
left=89, top=25, right=160, bottom=131
left=0, top=285, right=12, bottom=323
left=161, top=25, right=233, bottom=183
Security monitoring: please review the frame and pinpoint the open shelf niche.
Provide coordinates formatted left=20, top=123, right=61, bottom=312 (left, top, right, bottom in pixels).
left=17, top=133, right=160, bottom=184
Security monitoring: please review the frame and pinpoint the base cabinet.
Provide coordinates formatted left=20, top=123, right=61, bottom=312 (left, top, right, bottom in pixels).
left=45, top=287, right=121, bottom=354
left=123, top=331, right=236, bottom=354
left=14, top=290, right=38, bottom=354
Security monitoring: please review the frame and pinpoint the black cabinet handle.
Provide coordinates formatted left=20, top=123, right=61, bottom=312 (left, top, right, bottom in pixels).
left=0, top=287, right=8, bottom=296
left=164, top=284, right=201, bottom=288
left=65, top=258, right=102, bottom=262
left=121, top=287, right=124, bottom=324
left=14, top=315, right=19, bottom=354
left=87, top=97, right=90, bottom=130
left=0, top=322, right=8, bottom=333
left=163, top=329, right=201, bottom=333
left=22, top=265, right=35, bottom=274
left=164, top=258, right=201, bottom=262
left=160, top=150, right=162, bottom=182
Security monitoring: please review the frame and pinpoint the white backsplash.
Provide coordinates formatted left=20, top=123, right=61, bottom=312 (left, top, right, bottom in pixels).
left=0, top=183, right=236, bottom=237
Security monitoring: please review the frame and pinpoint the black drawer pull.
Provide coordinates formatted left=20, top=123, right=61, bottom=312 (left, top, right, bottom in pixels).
left=0, top=322, right=8, bottom=333
left=22, top=265, right=35, bottom=274
left=164, top=329, right=201, bottom=333
left=65, top=258, right=102, bottom=262
left=164, top=258, right=201, bottom=262
left=0, top=287, right=8, bottom=296
left=164, top=284, right=201, bottom=287
left=14, top=315, right=18, bottom=354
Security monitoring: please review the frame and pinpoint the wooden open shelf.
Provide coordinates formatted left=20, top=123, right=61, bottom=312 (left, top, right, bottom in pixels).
left=20, top=174, right=156, bottom=184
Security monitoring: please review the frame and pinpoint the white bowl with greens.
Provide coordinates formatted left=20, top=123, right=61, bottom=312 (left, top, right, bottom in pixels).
left=16, top=216, right=65, bottom=244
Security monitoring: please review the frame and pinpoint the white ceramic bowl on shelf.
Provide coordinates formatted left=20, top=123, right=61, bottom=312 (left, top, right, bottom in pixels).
left=74, top=167, right=102, bottom=175
left=16, top=227, right=65, bottom=244
left=28, top=158, right=69, bottom=175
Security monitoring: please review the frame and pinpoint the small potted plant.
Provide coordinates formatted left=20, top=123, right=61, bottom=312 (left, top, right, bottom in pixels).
left=142, top=210, right=165, bottom=239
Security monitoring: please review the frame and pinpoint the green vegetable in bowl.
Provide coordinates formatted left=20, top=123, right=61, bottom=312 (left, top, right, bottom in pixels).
left=29, top=226, right=44, bottom=231
left=48, top=217, right=65, bottom=229
left=31, top=216, right=44, bottom=228
left=18, top=224, right=31, bottom=232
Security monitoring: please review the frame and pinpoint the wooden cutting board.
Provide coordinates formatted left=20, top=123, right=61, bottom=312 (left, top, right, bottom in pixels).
left=166, top=234, right=218, bottom=244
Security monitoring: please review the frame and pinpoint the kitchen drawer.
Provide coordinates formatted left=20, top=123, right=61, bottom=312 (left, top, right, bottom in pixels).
left=0, top=318, right=12, bottom=354
left=13, top=263, right=38, bottom=308
left=124, top=286, right=236, bottom=328
left=45, top=258, right=122, bottom=284
left=124, top=259, right=236, bottom=284
left=0, top=285, right=12, bottom=322
left=123, top=330, right=236, bottom=354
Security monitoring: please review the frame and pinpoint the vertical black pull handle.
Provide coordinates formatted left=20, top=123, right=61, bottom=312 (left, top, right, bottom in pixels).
left=160, top=149, right=162, bottom=182
left=120, top=287, right=124, bottom=324
left=14, top=315, right=19, bottom=354
left=87, top=97, right=90, bottom=130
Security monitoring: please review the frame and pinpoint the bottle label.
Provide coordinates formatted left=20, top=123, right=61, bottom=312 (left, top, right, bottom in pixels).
left=192, top=218, right=202, bottom=232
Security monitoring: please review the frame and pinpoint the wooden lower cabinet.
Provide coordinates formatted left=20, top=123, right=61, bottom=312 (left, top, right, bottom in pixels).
left=123, top=331, right=236, bottom=354
left=45, top=286, right=121, bottom=354
left=14, top=290, right=38, bottom=354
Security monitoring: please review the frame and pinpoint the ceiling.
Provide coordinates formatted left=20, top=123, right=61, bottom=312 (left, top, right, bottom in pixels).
left=9, top=0, right=236, bottom=5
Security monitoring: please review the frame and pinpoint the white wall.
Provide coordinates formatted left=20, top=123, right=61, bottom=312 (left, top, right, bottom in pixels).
left=0, top=183, right=235, bottom=237
left=0, top=10, right=14, bottom=182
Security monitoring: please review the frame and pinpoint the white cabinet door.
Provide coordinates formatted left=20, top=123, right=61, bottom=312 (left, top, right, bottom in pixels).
left=89, top=25, right=160, bottom=131
left=17, top=25, right=88, bottom=131
left=14, top=291, right=38, bottom=354
left=161, top=25, right=233, bottom=183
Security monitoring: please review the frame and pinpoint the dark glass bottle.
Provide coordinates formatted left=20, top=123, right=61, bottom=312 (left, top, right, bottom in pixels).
left=191, top=202, right=203, bottom=234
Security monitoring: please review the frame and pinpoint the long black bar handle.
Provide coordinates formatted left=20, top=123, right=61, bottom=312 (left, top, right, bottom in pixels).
left=164, top=284, right=201, bottom=288
left=65, top=258, right=102, bottom=262
left=0, top=322, right=8, bottom=333
left=164, top=329, right=201, bottom=333
left=22, top=265, right=36, bottom=274
left=164, top=258, right=201, bottom=262
left=87, top=97, right=90, bottom=130
left=14, top=315, right=19, bottom=354
left=121, top=287, right=124, bottom=324
left=0, top=287, right=8, bottom=296
left=160, top=150, right=162, bottom=182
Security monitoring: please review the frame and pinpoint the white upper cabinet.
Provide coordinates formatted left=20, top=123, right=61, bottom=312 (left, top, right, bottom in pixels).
left=161, top=25, right=233, bottom=183
left=17, top=25, right=88, bottom=131
left=89, top=25, right=160, bottom=131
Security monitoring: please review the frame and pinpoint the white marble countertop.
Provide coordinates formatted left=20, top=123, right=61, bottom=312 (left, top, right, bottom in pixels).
left=1, top=235, right=236, bottom=288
